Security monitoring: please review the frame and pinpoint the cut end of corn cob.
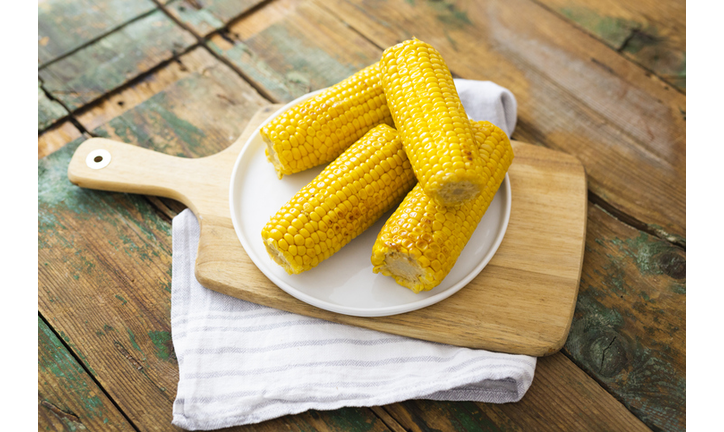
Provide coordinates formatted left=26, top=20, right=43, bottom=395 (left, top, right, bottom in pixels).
left=381, top=38, right=485, bottom=207
left=262, top=124, right=415, bottom=274
left=263, top=136, right=285, bottom=180
left=432, top=179, right=481, bottom=207
left=371, top=249, right=436, bottom=294
left=261, top=63, right=393, bottom=179
left=371, top=120, right=514, bottom=292
left=264, top=237, right=297, bottom=273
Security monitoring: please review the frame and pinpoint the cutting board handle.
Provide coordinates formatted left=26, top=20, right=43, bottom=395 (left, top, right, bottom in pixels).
left=67, top=137, right=200, bottom=207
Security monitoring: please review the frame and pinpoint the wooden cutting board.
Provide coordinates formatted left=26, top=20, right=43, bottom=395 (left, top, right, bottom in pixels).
left=68, top=105, right=587, bottom=356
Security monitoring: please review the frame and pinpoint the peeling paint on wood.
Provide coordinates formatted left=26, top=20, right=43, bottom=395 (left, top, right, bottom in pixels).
left=163, top=0, right=267, bottom=36
left=541, top=0, right=686, bottom=91
left=39, top=10, right=197, bottom=111
left=208, top=0, right=382, bottom=102
left=558, top=5, right=641, bottom=48
left=148, top=331, right=175, bottom=361
left=78, top=48, right=268, bottom=158
left=565, top=204, right=685, bottom=431
left=38, top=80, right=69, bottom=131
left=38, top=317, right=133, bottom=430
left=38, top=0, right=156, bottom=66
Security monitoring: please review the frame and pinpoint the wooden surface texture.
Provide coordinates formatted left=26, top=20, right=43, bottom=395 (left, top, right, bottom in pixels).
left=38, top=0, right=685, bottom=430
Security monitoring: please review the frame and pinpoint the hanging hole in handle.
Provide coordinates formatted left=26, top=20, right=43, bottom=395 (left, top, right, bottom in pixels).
left=86, top=149, right=112, bottom=170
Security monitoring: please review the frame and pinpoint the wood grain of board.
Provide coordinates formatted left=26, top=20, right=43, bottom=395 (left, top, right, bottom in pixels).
left=208, top=0, right=383, bottom=102
left=162, top=0, right=268, bottom=37
left=320, top=0, right=686, bottom=243
left=67, top=106, right=587, bottom=356
left=39, top=9, right=197, bottom=112
left=38, top=316, right=135, bottom=431
left=540, top=0, right=686, bottom=90
left=38, top=0, right=157, bottom=66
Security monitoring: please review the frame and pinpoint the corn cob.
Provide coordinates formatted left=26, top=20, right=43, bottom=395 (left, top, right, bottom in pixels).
left=380, top=39, right=486, bottom=207
left=262, top=124, right=415, bottom=274
left=371, top=121, right=514, bottom=293
left=262, top=63, right=393, bottom=179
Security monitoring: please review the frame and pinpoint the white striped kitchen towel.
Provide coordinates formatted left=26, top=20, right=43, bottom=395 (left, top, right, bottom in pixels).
left=171, top=80, right=536, bottom=430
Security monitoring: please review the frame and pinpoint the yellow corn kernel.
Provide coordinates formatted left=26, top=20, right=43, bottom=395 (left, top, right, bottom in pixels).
left=380, top=39, right=486, bottom=206
left=262, top=124, right=415, bottom=274
left=261, top=63, right=394, bottom=179
left=371, top=121, right=514, bottom=293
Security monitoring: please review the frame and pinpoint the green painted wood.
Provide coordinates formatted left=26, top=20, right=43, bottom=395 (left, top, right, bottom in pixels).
left=564, top=203, right=685, bottom=432
left=542, top=0, right=685, bottom=91
left=38, top=0, right=157, bottom=66
left=38, top=316, right=135, bottom=431
left=38, top=80, right=69, bottom=131
left=207, top=0, right=382, bottom=102
left=85, top=49, right=269, bottom=158
left=38, top=49, right=392, bottom=431
left=38, top=10, right=197, bottom=112
left=163, top=0, right=267, bottom=36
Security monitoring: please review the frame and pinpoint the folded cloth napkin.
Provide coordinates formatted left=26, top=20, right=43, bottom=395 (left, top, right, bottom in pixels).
left=171, top=80, right=535, bottom=430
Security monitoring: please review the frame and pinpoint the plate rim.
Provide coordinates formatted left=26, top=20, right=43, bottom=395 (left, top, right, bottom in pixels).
left=229, top=91, right=512, bottom=317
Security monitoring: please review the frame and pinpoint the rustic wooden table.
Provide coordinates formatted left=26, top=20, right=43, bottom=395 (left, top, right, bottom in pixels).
left=38, top=0, right=685, bottom=430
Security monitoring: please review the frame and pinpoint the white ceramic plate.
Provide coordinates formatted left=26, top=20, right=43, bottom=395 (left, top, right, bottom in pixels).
left=229, top=90, right=512, bottom=317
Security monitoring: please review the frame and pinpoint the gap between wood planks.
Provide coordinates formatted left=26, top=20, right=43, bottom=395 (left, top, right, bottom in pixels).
left=37, top=39, right=203, bottom=137
left=149, top=0, right=280, bottom=103
left=37, top=77, right=87, bottom=137
left=37, top=312, right=142, bottom=432
left=526, top=0, right=685, bottom=96
left=38, top=7, right=161, bottom=71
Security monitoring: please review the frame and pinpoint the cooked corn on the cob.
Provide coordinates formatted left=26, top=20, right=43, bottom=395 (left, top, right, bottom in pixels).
left=371, top=121, right=514, bottom=293
left=262, top=124, right=415, bottom=274
left=262, top=63, right=393, bottom=179
left=381, top=39, right=486, bottom=206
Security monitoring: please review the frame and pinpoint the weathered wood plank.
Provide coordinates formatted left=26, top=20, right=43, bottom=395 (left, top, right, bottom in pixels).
left=39, top=121, right=85, bottom=159
left=163, top=0, right=267, bottom=37
left=39, top=80, right=69, bottom=131
left=38, top=0, right=157, bottom=66
left=540, top=0, right=685, bottom=90
left=39, top=139, right=179, bottom=429
left=320, top=0, right=686, bottom=242
left=38, top=316, right=135, bottom=431
left=38, top=48, right=392, bottom=431
left=77, top=48, right=268, bottom=157
left=39, top=9, right=197, bottom=112
left=383, top=352, right=651, bottom=431
left=565, top=203, right=685, bottom=431
left=207, top=0, right=382, bottom=102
